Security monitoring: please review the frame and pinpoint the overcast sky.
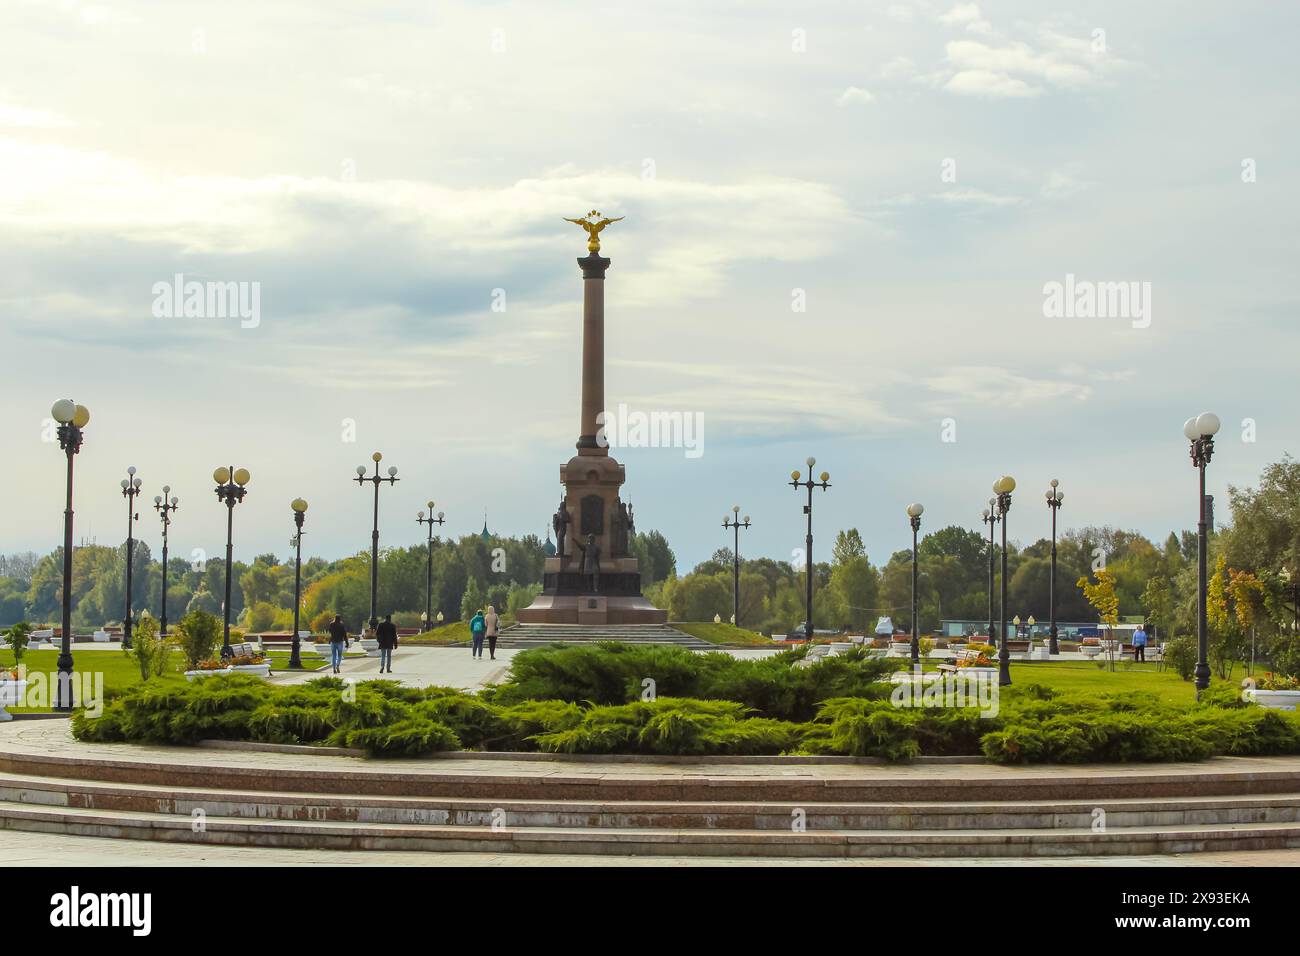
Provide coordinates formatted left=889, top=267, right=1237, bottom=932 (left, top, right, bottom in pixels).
left=1, top=0, right=1296, bottom=572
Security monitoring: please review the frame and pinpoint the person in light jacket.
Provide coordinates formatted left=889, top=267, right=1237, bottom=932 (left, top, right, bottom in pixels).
left=484, top=605, right=500, bottom=660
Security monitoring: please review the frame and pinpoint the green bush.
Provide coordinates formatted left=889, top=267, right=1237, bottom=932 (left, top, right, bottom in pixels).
left=345, top=719, right=460, bottom=756
left=175, top=609, right=223, bottom=669
left=1163, top=635, right=1197, bottom=680
left=69, top=655, right=1300, bottom=765
left=491, top=642, right=892, bottom=721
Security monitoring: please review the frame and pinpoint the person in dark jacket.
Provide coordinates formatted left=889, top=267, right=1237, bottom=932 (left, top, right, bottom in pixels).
left=327, top=615, right=349, bottom=674
left=376, top=613, right=398, bottom=673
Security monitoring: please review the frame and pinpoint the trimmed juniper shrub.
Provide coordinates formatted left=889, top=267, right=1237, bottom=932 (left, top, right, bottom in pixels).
left=345, top=719, right=461, bottom=756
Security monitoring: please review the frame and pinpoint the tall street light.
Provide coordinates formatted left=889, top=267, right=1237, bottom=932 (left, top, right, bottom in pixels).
left=355, top=452, right=399, bottom=632
left=722, top=505, right=752, bottom=628
left=119, top=467, right=142, bottom=649
left=213, top=466, right=250, bottom=659
left=981, top=499, right=999, bottom=644
left=993, top=475, right=1016, bottom=686
left=789, top=457, right=831, bottom=644
left=51, top=399, right=89, bottom=711
left=1282, top=567, right=1299, bottom=636
left=1045, top=479, right=1064, bottom=655
left=417, top=501, right=446, bottom=628
left=907, top=503, right=924, bottom=665
left=152, top=487, right=179, bottom=637
left=289, top=498, right=308, bottom=669
left=1184, top=412, right=1220, bottom=696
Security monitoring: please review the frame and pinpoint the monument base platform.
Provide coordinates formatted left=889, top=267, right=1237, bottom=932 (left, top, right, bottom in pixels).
left=516, top=593, right=667, bottom=626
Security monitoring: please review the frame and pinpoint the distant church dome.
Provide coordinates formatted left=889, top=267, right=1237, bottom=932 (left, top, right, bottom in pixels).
left=543, top=529, right=557, bottom=557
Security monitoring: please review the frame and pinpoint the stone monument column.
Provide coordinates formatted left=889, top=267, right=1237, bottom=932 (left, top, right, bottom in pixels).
left=515, top=211, right=666, bottom=626
left=577, top=253, right=610, bottom=451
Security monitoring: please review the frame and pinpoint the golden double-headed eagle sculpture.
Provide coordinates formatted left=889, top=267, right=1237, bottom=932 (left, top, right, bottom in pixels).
left=564, top=210, right=624, bottom=253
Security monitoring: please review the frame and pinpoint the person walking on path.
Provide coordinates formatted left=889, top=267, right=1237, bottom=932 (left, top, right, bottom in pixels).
left=376, top=613, right=398, bottom=673
left=327, top=614, right=349, bottom=674
left=469, top=609, right=486, bottom=659
left=1132, top=623, right=1148, bottom=663
left=484, top=605, right=500, bottom=660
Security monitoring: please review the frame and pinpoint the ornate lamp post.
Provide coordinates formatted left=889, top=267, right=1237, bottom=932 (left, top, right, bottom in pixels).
left=1045, top=479, right=1064, bottom=654
left=152, top=487, right=179, bottom=637
left=981, top=499, right=999, bottom=644
left=722, top=505, right=752, bottom=628
left=119, top=467, right=142, bottom=649
left=1013, top=614, right=1022, bottom=639
left=212, top=466, right=250, bottom=659
left=789, top=457, right=831, bottom=643
left=1027, top=614, right=1036, bottom=641
left=993, top=475, right=1016, bottom=686
left=906, top=503, right=924, bottom=664
left=50, top=399, right=89, bottom=711
left=1184, top=412, right=1220, bottom=696
left=417, top=501, right=446, bottom=628
left=354, top=452, right=399, bottom=632
left=288, top=498, right=308, bottom=669
left=1282, top=568, right=1300, bottom=635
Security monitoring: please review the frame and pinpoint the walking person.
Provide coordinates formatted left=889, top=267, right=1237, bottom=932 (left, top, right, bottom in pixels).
left=484, top=604, right=500, bottom=660
left=327, top=614, right=349, bottom=674
left=376, top=613, right=398, bottom=673
left=1132, top=622, right=1148, bottom=663
left=469, top=608, right=486, bottom=659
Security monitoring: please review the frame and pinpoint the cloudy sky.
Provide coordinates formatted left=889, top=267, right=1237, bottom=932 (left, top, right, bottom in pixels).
left=1, top=0, right=1296, bottom=571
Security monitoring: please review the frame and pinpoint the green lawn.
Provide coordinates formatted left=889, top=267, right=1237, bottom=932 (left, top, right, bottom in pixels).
left=1, top=647, right=187, bottom=712
left=1, top=647, right=332, bottom=712
left=265, top=652, right=327, bottom=671
left=400, top=622, right=471, bottom=645
left=672, top=622, right=774, bottom=646
left=947, top=659, right=1210, bottom=705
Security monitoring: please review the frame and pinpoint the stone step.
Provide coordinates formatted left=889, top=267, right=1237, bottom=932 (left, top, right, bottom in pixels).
left=4, top=798, right=1300, bottom=857
left=4, top=771, right=1300, bottom=831
left=4, top=750, right=1300, bottom=805
left=494, top=623, right=716, bottom=650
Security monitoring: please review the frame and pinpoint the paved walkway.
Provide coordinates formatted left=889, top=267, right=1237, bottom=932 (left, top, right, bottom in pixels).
left=272, top=645, right=517, bottom=690
left=3, top=827, right=1296, bottom=866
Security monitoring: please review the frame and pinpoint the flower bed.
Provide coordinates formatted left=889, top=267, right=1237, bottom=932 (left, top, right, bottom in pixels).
left=65, top=644, right=1300, bottom=765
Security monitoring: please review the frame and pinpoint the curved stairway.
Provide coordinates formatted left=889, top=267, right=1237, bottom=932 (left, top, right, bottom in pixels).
left=4, top=726, right=1300, bottom=857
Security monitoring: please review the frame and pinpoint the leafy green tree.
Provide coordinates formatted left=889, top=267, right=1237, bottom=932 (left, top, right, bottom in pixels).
left=832, top=529, right=866, bottom=566
left=6, top=620, right=31, bottom=663
left=175, top=609, right=222, bottom=669
left=829, top=556, right=879, bottom=632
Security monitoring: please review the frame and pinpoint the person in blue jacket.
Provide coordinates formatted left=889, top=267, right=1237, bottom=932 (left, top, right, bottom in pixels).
left=469, top=609, right=487, bottom=658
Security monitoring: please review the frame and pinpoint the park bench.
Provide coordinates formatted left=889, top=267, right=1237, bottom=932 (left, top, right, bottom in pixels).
left=1004, top=640, right=1030, bottom=653
left=938, top=648, right=990, bottom=673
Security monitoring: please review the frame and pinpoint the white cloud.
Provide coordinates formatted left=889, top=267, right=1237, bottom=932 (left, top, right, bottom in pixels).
left=836, top=86, right=875, bottom=106
left=923, top=366, right=1093, bottom=408
left=943, top=69, right=1039, bottom=98
left=0, top=100, right=74, bottom=128
left=931, top=188, right=1028, bottom=207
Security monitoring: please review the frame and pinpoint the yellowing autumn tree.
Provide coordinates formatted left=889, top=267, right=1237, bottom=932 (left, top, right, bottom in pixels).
left=1077, top=568, right=1120, bottom=632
